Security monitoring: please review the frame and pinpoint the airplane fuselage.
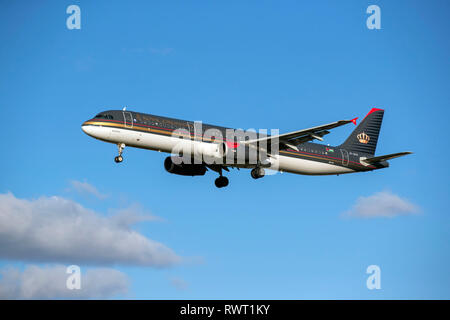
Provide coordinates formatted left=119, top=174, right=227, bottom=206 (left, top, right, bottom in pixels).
left=82, top=109, right=386, bottom=176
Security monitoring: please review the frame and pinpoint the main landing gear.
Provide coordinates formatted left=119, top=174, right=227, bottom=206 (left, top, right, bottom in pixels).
left=212, top=166, right=229, bottom=188
left=251, top=167, right=265, bottom=179
left=114, top=143, right=125, bottom=163
left=215, top=176, right=229, bottom=188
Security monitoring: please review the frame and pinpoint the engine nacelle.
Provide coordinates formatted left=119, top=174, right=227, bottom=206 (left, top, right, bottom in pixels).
left=164, top=156, right=207, bottom=176
left=192, top=141, right=227, bottom=161
left=171, top=140, right=228, bottom=164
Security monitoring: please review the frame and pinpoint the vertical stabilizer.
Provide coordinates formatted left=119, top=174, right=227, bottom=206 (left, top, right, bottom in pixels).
left=339, top=108, right=384, bottom=156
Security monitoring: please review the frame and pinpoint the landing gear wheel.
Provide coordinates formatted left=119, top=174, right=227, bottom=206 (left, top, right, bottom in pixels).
left=215, top=176, right=229, bottom=188
left=115, top=143, right=125, bottom=163
left=251, top=167, right=265, bottom=179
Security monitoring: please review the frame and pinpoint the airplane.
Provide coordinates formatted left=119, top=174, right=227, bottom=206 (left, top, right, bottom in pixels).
left=81, top=108, right=412, bottom=188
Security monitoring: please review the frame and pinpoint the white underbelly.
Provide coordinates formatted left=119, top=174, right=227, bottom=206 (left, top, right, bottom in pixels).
left=110, top=127, right=178, bottom=152
left=274, top=155, right=354, bottom=175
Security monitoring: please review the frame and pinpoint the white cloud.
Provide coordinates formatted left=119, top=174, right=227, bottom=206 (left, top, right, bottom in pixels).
left=169, top=277, right=188, bottom=291
left=0, top=265, right=129, bottom=299
left=0, top=192, right=181, bottom=267
left=344, top=191, right=420, bottom=218
left=111, top=203, right=163, bottom=228
left=68, top=180, right=107, bottom=199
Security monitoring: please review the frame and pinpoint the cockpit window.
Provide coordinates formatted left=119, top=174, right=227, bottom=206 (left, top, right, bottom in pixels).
left=94, top=113, right=113, bottom=119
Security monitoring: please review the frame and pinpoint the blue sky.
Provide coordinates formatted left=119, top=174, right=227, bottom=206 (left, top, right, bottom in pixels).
left=0, top=0, right=449, bottom=299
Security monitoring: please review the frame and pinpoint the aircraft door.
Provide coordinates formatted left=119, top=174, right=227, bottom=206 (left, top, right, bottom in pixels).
left=123, top=111, right=133, bottom=128
left=340, top=149, right=349, bottom=166
left=187, top=122, right=193, bottom=140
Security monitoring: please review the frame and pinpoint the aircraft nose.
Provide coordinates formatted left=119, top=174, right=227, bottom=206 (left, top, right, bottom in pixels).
left=81, top=122, right=93, bottom=135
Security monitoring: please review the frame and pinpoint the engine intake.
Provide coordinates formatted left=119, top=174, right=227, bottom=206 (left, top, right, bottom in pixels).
left=164, top=156, right=207, bottom=176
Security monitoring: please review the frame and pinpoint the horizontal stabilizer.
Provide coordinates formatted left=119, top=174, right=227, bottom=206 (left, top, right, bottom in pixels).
left=364, top=151, right=412, bottom=164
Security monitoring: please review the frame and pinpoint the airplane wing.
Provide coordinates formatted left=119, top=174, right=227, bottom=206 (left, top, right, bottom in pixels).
left=362, top=152, right=413, bottom=164
left=240, top=118, right=358, bottom=151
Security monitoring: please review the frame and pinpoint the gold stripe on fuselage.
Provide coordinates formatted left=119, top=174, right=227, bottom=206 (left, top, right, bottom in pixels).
left=84, top=120, right=195, bottom=140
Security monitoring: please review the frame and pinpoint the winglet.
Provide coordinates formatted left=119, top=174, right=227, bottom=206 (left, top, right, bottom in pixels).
left=351, top=117, right=358, bottom=125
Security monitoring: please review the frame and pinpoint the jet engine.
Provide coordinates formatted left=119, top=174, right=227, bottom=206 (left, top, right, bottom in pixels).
left=172, top=140, right=228, bottom=164
left=164, top=156, right=207, bottom=176
left=192, top=141, right=227, bottom=161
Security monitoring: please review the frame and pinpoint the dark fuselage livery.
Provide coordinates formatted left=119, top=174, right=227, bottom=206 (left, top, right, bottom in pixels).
left=83, top=110, right=384, bottom=171
left=82, top=108, right=408, bottom=187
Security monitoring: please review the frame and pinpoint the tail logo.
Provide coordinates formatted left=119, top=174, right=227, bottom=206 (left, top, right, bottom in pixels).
left=357, top=132, right=370, bottom=144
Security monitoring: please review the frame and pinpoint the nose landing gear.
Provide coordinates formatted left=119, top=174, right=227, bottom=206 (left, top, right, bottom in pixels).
left=114, top=143, right=125, bottom=163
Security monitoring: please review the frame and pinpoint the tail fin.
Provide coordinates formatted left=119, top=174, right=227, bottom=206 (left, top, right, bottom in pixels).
left=339, top=108, right=384, bottom=156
